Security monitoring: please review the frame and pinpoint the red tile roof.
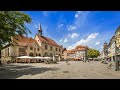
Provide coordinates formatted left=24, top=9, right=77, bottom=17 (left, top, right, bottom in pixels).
left=75, top=45, right=86, bottom=51
left=36, top=34, right=62, bottom=48
left=66, top=50, right=75, bottom=54
left=13, top=34, right=39, bottom=47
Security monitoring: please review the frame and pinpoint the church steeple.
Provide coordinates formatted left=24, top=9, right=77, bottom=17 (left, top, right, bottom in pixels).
left=38, top=24, right=42, bottom=36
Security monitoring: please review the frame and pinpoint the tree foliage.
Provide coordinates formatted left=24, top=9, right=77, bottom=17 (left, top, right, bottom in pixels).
left=0, top=11, right=32, bottom=50
left=87, top=48, right=100, bottom=58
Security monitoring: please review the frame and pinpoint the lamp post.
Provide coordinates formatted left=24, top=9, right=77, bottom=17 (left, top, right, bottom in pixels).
left=115, top=40, right=119, bottom=71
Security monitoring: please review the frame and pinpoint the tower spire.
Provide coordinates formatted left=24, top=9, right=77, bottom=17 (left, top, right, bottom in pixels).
left=38, top=23, right=42, bottom=36
left=38, top=23, right=42, bottom=31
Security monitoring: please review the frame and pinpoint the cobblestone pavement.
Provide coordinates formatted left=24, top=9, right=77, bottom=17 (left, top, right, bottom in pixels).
left=0, top=61, right=120, bottom=79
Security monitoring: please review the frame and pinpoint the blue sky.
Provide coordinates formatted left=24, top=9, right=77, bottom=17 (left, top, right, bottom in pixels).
left=23, top=11, right=120, bottom=52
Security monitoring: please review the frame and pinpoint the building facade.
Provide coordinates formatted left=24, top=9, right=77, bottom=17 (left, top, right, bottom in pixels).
left=1, top=24, right=63, bottom=63
left=34, top=24, right=63, bottom=60
left=1, top=35, right=41, bottom=63
left=102, top=26, right=120, bottom=63
left=63, top=45, right=88, bottom=61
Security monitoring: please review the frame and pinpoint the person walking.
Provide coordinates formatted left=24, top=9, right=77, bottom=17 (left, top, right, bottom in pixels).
left=65, top=58, right=70, bottom=65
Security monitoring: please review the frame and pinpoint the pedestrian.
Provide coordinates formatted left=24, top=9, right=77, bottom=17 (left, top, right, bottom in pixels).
left=88, top=59, right=89, bottom=62
left=66, top=58, right=70, bottom=65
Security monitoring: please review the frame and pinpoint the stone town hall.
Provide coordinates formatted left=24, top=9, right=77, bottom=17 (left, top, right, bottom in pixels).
left=1, top=24, right=64, bottom=62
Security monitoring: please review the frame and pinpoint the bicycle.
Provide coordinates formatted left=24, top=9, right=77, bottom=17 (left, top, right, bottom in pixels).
left=107, top=63, right=114, bottom=69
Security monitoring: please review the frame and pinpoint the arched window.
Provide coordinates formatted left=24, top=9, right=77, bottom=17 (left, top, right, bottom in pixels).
left=30, top=46, right=33, bottom=50
left=36, top=53, right=38, bottom=56
left=39, top=53, right=41, bottom=56
left=29, top=53, right=33, bottom=56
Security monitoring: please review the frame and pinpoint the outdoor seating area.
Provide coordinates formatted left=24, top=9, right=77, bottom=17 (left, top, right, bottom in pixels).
left=3, top=56, right=55, bottom=64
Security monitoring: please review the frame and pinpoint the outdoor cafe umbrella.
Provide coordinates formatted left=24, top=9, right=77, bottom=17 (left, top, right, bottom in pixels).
left=53, top=55, right=55, bottom=62
left=58, top=55, right=61, bottom=61
left=17, top=56, right=33, bottom=63
left=17, top=56, right=33, bottom=59
left=33, top=56, right=44, bottom=59
left=43, top=57, right=51, bottom=60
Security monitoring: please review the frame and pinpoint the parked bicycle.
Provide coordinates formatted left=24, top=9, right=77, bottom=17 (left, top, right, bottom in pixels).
left=107, top=62, right=114, bottom=69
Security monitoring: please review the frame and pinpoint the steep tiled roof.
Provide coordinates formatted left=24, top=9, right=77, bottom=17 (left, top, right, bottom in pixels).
left=66, top=50, right=75, bottom=54
left=75, top=45, right=85, bottom=49
left=75, top=45, right=86, bottom=51
left=36, top=34, right=62, bottom=48
left=13, top=34, right=39, bottom=46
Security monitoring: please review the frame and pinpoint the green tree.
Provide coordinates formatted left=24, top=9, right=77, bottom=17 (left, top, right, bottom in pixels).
left=87, top=48, right=100, bottom=58
left=0, top=11, right=32, bottom=50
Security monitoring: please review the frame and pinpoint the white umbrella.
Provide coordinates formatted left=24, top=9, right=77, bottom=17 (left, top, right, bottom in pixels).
left=17, top=56, right=33, bottom=63
left=17, top=56, right=33, bottom=59
left=53, top=55, right=55, bottom=61
left=58, top=56, right=61, bottom=61
left=33, top=56, right=44, bottom=59
left=43, top=57, right=51, bottom=60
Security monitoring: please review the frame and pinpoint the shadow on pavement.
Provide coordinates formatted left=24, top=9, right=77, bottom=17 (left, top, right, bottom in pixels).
left=0, top=64, right=60, bottom=79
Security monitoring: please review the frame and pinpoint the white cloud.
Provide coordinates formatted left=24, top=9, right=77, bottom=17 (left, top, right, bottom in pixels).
left=67, top=25, right=76, bottom=31
left=64, top=38, right=68, bottom=43
left=95, top=42, right=100, bottom=45
left=35, top=25, right=38, bottom=29
left=87, top=33, right=99, bottom=39
left=67, top=46, right=74, bottom=50
left=59, top=39, right=63, bottom=42
left=68, top=33, right=79, bottom=39
left=67, top=11, right=90, bottom=31
left=57, top=24, right=63, bottom=29
left=67, top=32, right=99, bottom=50
left=75, top=11, right=83, bottom=18
left=75, top=14, right=79, bottom=18
left=75, top=33, right=99, bottom=45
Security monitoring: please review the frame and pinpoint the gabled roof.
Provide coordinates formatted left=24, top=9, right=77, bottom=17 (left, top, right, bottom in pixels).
left=115, top=26, right=120, bottom=34
left=36, top=34, right=62, bottom=48
left=75, top=45, right=85, bottom=49
left=13, top=34, right=39, bottom=47
left=66, top=50, right=75, bottom=54
left=75, top=45, right=86, bottom=51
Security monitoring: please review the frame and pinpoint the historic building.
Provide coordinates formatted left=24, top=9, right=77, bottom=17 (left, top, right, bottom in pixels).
left=1, top=24, right=63, bottom=63
left=108, top=35, right=115, bottom=62
left=34, top=24, right=63, bottom=59
left=101, top=26, right=120, bottom=62
left=63, top=50, right=75, bottom=60
left=63, top=45, right=88, bottom=61
left=1, top=35, right=41, bottom=63
left=74, top=45, right=88, bottom=60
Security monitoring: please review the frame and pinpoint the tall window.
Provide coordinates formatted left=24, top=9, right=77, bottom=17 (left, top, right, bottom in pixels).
left=45, top=45, right=48, bottom=49
left=30, top=46, right=33, bottom=50
left=56, top=48, right=57, bottom=51
left=8, top=48, right=9, bottom=56
left=19, top=48, right=26, bottom=56
left=37, top=48, right=39, bottom=51
left=50, top=46, right=52, bottom=50
left=59, top=48, right=60, bottom=52
left=45, top=53, right=48, bottom=56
